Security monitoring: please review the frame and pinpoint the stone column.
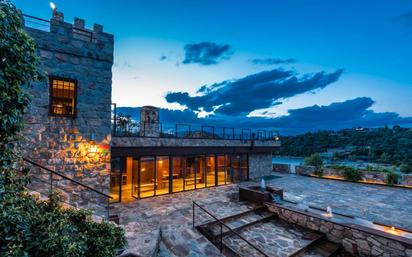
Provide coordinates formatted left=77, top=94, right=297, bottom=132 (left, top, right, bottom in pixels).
left=139, top=106, right=160, bottom=137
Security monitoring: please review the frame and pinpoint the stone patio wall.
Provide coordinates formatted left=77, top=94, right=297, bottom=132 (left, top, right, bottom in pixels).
left=296, top=165, right=412, bottom=188
left=249, top=153, right=273, bottom=179
left=22, top=11, right=113, bottom=217
left=267, top=204, right=412, bottom=256
left=273, top=163, right=291, bottom=173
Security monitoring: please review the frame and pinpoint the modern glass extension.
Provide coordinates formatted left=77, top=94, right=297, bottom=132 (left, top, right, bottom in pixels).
left=109, top=154, right=248, bottom=202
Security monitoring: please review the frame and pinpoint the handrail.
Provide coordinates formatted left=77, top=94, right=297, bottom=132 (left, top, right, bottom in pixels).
left=23, top=13, right=50, bottom=23
left=22, top=157, right=112, bottom=199
left=193, top=201, right=269, bottom=257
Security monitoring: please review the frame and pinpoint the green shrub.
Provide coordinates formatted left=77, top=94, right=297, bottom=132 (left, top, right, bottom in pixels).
left=313, top=167, right=324, bottom=177
left=343, top=167, right=363, bottom=182
left=400, top=164, right=412, bottom=174
left=386, top=172, right=400, bottom=185
left=305, top=153, right=323, bottom=167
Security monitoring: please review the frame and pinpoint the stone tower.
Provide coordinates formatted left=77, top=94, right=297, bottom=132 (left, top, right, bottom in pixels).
left=139, top=106, right=160, bottom=137
left=22, top=10, right=114, bottom=215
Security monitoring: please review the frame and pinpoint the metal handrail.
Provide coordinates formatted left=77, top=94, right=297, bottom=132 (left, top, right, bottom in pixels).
left=192, top=201, right=269, bottom=257
left=22, top=157, right=112, bottom=199
left=23, top=13, right=50, bottom=23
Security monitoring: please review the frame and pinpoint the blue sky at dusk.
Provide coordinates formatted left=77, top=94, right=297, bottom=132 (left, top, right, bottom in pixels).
left=14, top=0, right=412, bottom=134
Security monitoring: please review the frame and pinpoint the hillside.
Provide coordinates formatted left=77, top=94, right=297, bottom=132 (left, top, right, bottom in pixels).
left=279, top=126, right=412, bottom=165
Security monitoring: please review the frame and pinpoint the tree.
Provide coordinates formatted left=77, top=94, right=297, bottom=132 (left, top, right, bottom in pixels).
left=0, top=1, right=125, bottom=256
left=400, top=164, right=412, bottom=174
left=304, top=153, right=323, bottom=167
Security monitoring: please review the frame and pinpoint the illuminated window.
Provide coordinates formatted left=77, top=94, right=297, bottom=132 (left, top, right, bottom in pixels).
left=49, top=77, right=77, bottom=116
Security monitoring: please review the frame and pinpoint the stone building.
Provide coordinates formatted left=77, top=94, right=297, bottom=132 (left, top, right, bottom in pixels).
left=22, top=10, right=280, bottom=208
left=22, top=10, right=113, bottom=213
left=110, top=106, right=280, bottom=202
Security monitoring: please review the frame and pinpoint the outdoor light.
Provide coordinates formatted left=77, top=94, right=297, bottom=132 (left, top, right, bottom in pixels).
left=49, top=2, right=56, bottom=10
left=89, top=133, right=97, bottom=153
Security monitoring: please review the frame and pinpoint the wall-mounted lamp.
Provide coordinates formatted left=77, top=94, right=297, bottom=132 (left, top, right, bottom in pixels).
left=89, top=133, right=97, bottom=153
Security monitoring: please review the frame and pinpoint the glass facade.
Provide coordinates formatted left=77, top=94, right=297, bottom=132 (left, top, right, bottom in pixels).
left=110, top=153, right=249, bottom=202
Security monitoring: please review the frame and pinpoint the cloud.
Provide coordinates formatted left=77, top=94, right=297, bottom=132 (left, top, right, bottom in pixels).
left=182, top=42, right=233, bottom=65
left=251, top=57, right=295, bottom=65
left=165, top=68, right=343, bottom=116
left=117, top=97, right=412, bottom=135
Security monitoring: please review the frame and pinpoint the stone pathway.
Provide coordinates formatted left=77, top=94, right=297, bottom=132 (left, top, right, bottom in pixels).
left=267, top=173, right=412, bottom=230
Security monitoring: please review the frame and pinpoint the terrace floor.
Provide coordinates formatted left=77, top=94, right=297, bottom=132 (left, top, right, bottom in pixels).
left=267, top=173, right=412, bottom=230
left=111, top=172, right=412, bottom=256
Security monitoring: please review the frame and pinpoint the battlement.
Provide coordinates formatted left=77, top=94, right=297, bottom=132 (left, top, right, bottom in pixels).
left=24, top=10, right=113, bottom=63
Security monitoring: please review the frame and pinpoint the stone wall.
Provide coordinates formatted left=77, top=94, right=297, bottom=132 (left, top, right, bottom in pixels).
left=296, top=165, right=412, bottom=188
left=403, top=175, right=412, bottom=187
left=295, top=165, right=316, bottom=175
left=249, top=153, right=273, bottom=179
left=267, top=204, right=412, bottom=256
left=273, top=163, right=291, bottom=173
left=22, top=11, right=113, bottom=217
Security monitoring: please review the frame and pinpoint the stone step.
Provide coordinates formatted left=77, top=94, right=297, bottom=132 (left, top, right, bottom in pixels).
left=294, top=239, right=342, bottom=257
left=206, top=209, right=276, bottom=237
left=222, top=219, right=324, bottom=257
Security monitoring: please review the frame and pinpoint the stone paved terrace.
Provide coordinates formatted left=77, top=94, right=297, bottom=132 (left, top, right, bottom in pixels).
left=267, top=173, right=412, bottom=230
left=111, top=184, right=260, bottom=257
left=112, top=173, right=412, bottom=256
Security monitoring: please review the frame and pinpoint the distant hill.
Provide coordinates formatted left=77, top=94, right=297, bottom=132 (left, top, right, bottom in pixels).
left=279, top=126, right=412, bottom=165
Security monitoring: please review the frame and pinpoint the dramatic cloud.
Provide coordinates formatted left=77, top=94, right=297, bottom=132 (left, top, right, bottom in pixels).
left=182, top=42, right=233, bottom=65
left=166, top=68, right=343, bottom=116
left=118, top=97, right=412, bottom=135
left=251, top=57, right=295, bottom=65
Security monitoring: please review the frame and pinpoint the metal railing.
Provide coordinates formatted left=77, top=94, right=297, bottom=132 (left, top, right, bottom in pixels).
left=23, top=14, right=50, bottom=31
left=22, top=157, right=112, bottom=220
left=23, top=14, right=93, bottom=42
left=192, top=201, right=269, bottom=257
left=112, top=120, right=280, bottom=141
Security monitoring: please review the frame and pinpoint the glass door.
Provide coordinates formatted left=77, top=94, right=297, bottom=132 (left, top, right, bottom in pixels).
left=131, top=158, right=139, bottom=199
left=217, top=155, right=226, bottom=185
left=139, top=156, right=155, bottom=198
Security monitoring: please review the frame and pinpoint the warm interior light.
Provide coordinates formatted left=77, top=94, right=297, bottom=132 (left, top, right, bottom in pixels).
left=141, top=168, right=146, bottom=172
left=49, top=2, right=56, bottom=10
left=89, top=143, right=97, bottom=153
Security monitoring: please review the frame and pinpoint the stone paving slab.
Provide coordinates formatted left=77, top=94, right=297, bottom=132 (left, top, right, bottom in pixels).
left=223, top=219, right=321, bottom=257
left=267, top=173, right=412, bottom=230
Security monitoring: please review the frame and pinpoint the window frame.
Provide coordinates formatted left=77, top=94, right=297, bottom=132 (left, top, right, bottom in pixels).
left=48, top=76, right=78, bottom=118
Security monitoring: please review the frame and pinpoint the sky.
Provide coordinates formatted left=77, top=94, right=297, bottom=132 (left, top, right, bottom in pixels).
left=13, top=0, right=412, bottom=134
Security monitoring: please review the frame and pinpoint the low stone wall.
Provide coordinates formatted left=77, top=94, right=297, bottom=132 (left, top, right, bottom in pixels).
left=296, top=165, right=412, bottom=188
left=295, top=165, right=316, bottom=175
left=403, top=175, right=412, bottom=187
left=266, top=204, right=412, bottom=256
left=273, top=163, right=291, bottom=173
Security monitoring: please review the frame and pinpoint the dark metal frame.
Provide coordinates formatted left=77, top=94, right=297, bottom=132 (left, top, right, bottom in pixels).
left=48, top=76, right=78, bottom=118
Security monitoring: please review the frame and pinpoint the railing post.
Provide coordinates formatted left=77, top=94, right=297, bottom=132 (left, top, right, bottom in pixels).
left=192, top=202, right=195, bottom=228
left=50, top=173, right=53, bottom=194
left=220, top=222, right=223, bottom=253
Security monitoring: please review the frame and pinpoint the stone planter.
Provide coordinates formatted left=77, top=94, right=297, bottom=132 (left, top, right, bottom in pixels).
left=239, top=185, right=283, bottom=204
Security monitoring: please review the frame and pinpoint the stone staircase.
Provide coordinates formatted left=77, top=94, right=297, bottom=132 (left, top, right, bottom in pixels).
left=195, top=206, right=350, bottom=257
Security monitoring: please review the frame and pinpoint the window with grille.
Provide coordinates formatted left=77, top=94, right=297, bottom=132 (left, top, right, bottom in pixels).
left=49, top=77, right=77, bottom=117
